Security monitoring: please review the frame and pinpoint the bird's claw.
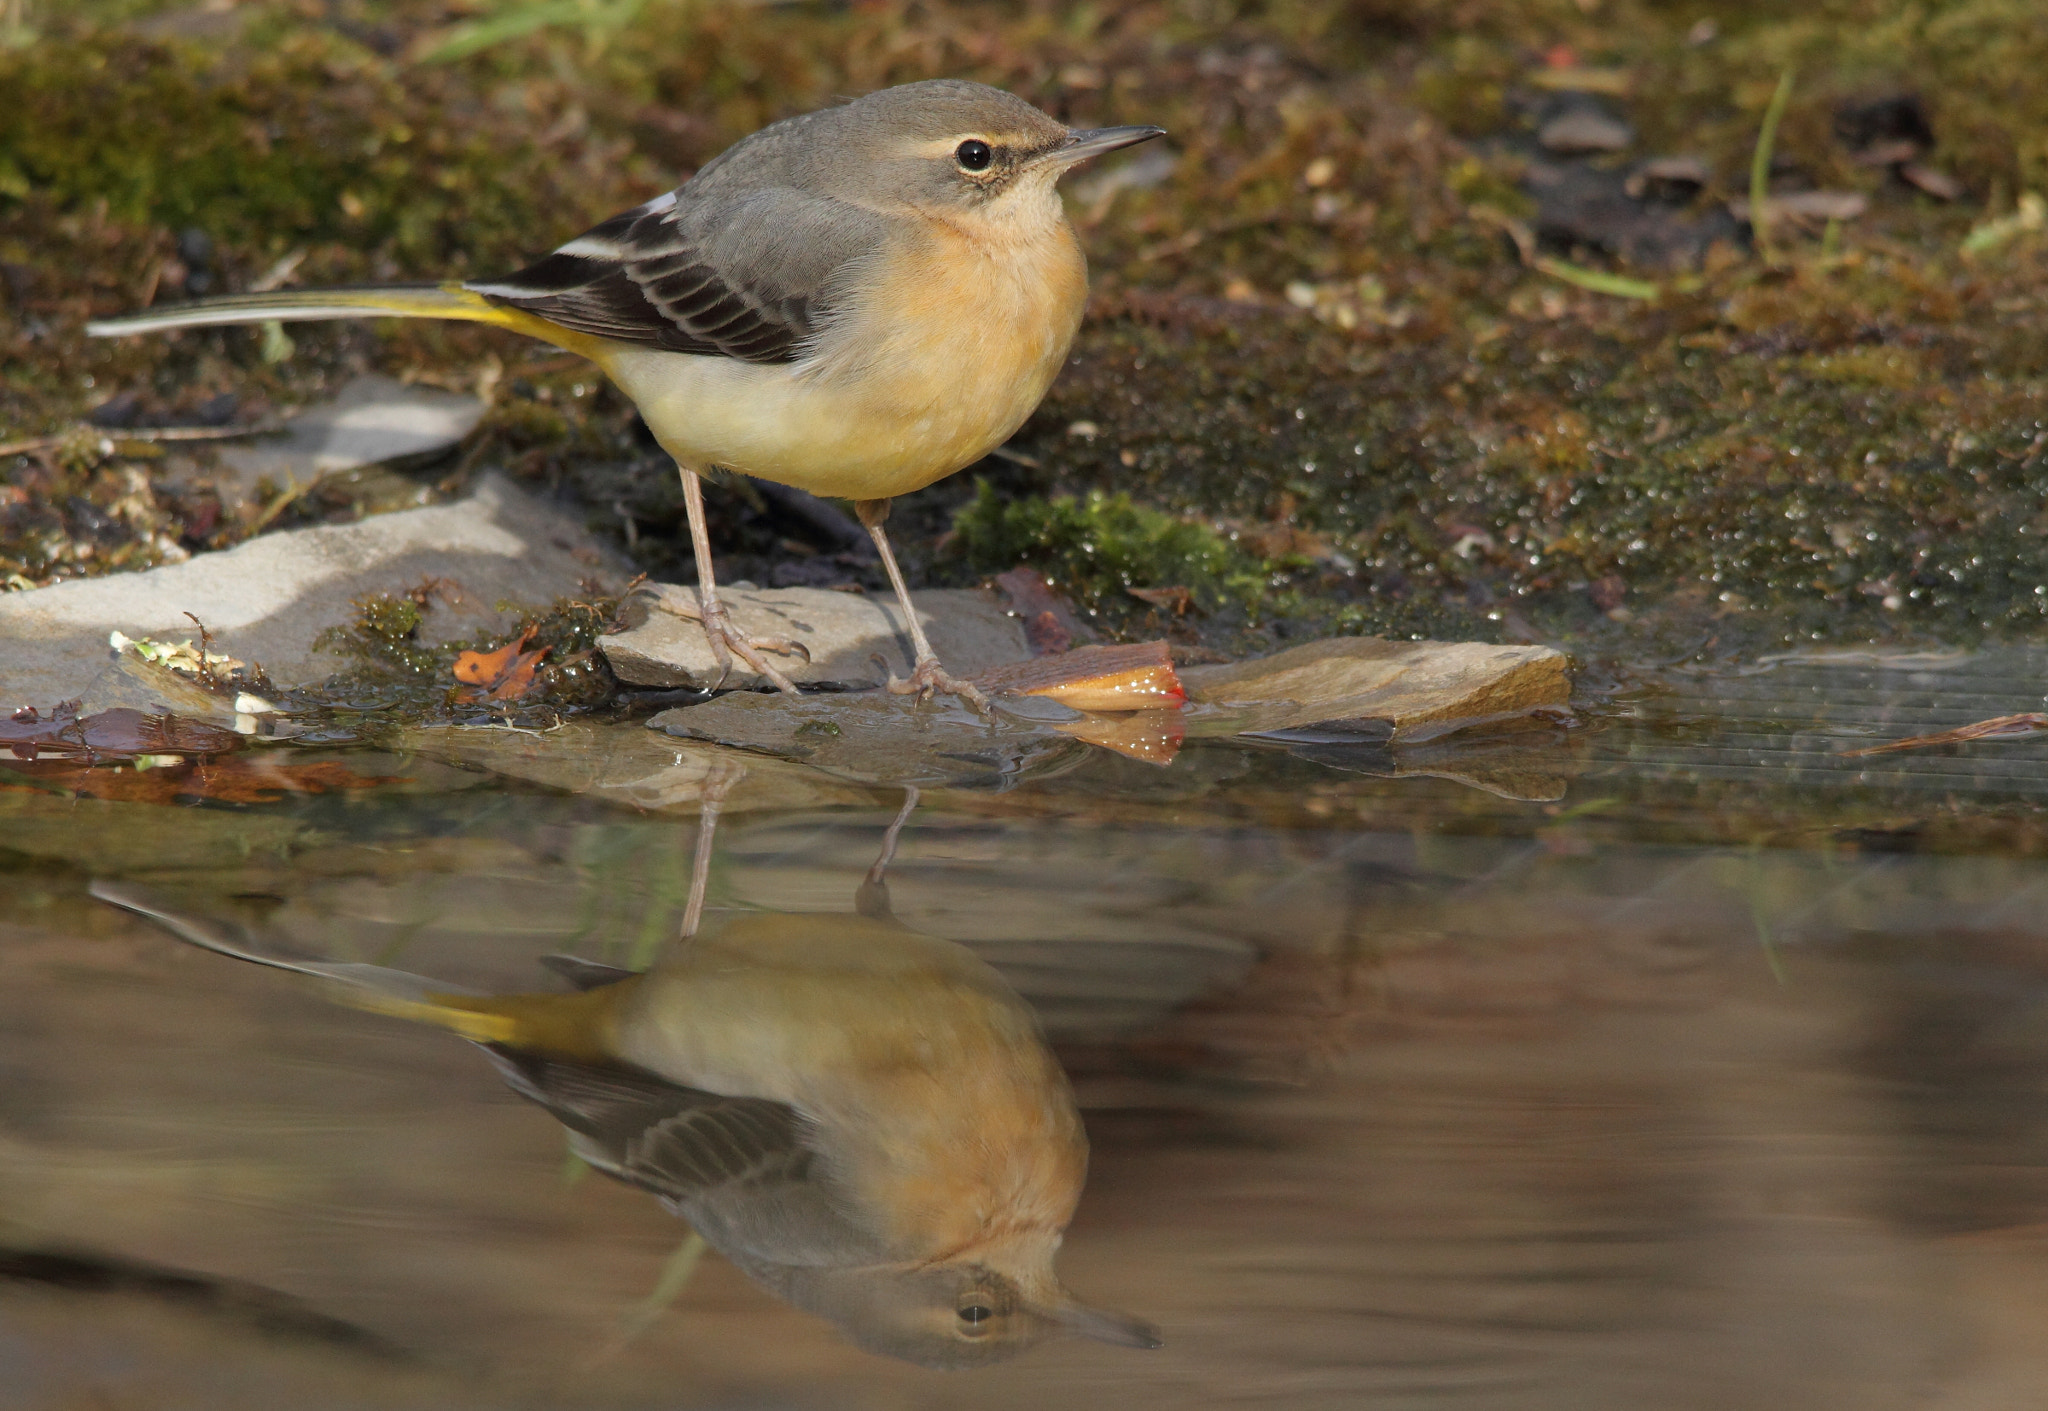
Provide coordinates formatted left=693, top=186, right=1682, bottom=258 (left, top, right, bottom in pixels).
left=887, top=658, right=989, bottom=712
left=652, top=588, right=807, bottom=696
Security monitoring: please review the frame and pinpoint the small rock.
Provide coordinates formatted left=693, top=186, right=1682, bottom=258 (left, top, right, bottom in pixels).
left=1180, top=636, right=1571, bottom=743
left=215, top=373, right=483, bottom=495
left=0, top=475, right=628, bottom=710
left=1524, top=158, right=1741, bottom=270
left=600, top=584, right=1030, bottom=692
left=1539, top=107, right=1635, bottom=155
left=1899, top=163, right=1964, bottom=201
left=1625, top=155, right=1711, bottom=202
left=1730, top=191, right=1870, bottom=224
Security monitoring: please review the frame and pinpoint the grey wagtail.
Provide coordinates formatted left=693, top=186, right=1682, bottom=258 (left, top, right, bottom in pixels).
left=86, top=80, right=1166, bottom=701
left=90, top=879, right=1159, bottom=1368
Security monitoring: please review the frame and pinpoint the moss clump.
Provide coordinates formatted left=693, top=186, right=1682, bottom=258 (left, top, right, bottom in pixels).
left=291, top=585, right=625, bottom=737
left=315, top=591, right=436, bottom=679
left=950, top=481, right=1272, bottom=619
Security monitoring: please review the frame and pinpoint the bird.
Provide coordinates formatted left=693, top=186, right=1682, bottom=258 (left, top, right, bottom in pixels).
left=86, top=80, right=1166, bottom=702
left=88, top=878, right=1161, bottom=1369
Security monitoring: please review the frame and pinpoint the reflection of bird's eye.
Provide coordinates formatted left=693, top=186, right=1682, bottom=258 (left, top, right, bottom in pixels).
left=958, top=1303, right=995, bottom=1329
left=955, top=140, right=993, bottom=171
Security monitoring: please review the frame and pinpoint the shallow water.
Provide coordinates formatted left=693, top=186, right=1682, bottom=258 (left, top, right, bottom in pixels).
left=9, top=655, right=2048, bottom=1408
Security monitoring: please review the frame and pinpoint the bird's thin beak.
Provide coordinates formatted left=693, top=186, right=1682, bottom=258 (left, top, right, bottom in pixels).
left=1048, top=1298, right=1164, bottom=1349
left=1052, top=125, right=1168, bottom=167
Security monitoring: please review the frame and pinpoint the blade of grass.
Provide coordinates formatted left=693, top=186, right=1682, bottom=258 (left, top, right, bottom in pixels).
left=1749, top=66, right=1797, bottom=267
left=1534, top=256, right=1663, bottom=301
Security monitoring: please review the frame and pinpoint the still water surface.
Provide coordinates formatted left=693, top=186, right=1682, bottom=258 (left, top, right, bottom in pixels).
left=7, top=656, right=2048, bottom=1408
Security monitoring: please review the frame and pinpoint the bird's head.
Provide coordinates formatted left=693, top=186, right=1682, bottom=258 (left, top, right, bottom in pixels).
left=818, top=79, right=1165, bottom=223
left=775, top=1256, right=1160, bottom=1370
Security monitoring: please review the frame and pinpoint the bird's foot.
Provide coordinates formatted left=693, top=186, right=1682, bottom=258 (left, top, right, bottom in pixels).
left=653, top=588, right=809, bottom=695
left=887, top=656, right=989, bottom=712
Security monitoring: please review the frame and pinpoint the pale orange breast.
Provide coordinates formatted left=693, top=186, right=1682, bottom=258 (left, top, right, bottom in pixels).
left=608, top=204, right=1088, bottom=501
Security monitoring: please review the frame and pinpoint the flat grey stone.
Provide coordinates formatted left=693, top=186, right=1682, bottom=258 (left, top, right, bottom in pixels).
left=1182, top=636, right=1572, bottom=743
left=0, top=475, right=628, bottom=710
left=601, top=583, right=1030, bottom=691
left=216, top=373, right=484, bottom=493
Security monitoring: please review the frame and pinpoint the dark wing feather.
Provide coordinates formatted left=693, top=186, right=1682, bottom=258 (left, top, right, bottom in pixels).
left=538, top=953, right=640, bottom=992
left=480, top=1045, right=801, bottom=1201
left=467, top=186, right=886, bottom=365
left=479, top=1044, right=888, bottom=1268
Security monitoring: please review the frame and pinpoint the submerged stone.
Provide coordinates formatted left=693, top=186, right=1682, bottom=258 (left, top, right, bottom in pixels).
left=647, top=692, right=1088, bottom=789
left=600, top=584, right=1030, bottom=691
left=0, top=476, right=628, bottom=710
left=405, top=720, right=875, bottom=814
left=1181, top=637, right=1572, bottom=743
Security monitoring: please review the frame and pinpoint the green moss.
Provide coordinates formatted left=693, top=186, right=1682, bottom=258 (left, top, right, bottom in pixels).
left=950, top=480, right=1273, bottom=620
left=316, top=592, right=435, bottom=678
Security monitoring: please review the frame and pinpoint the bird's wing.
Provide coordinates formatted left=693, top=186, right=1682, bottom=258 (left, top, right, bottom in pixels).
left=482, top=1045, right=800, bottom=1195
left=466, top=187, right=888, bottom=364
left=480, top=1046, right=886, bottom=1266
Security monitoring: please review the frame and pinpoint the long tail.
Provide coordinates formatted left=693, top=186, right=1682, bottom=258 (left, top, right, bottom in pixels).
left=84, top=283, right=601, bottom=357
left=89, top=880, right=627, bottom=1056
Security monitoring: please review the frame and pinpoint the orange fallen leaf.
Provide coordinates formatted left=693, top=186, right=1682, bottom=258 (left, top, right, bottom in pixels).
left=1838, top=712, right=2048, bottom=758
left=976, top=640, right=1186, bottom=712
left=453, top=627, right=549, bottom=703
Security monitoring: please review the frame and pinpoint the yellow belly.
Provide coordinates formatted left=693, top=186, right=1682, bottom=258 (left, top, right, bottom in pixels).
left=600, top=217, right=1086, bottom=502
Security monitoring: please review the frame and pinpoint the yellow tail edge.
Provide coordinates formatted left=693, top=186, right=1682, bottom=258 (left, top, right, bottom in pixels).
left=84, top=282, right=605, bottom=359
left=344, top=985, right=631, bottom=1063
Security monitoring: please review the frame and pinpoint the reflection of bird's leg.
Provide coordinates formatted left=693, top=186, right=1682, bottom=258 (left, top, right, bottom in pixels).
left=856, top=785, right=920, bottom=921
left=854, top=498, right=988, bottom=709
left=654, top=466, right=808, bottom=695
left=583, top=1229, right=710, bottom=1370
left=680, top=756, right=746, bottom=940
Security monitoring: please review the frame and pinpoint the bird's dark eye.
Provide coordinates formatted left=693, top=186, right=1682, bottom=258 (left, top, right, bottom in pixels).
left=955, top=140, right=993, bottom=172
left=959, top=1303, right=994, bottom=1325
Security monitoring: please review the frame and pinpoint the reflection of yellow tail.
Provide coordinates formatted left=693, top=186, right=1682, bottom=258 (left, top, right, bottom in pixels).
left=85, top=283, right=607, bottom=360
left=89, top=880, right=632, bottom=1064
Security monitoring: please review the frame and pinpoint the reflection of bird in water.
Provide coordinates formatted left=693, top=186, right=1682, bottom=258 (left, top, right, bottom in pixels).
left=89, top=830, right=1156, bottom=1368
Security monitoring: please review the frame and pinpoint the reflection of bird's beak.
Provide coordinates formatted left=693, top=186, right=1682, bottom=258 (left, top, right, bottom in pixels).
left=1046, top=1297, right=1164, bottom=1349
left=1050, top=125, right=1168, bottom=168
